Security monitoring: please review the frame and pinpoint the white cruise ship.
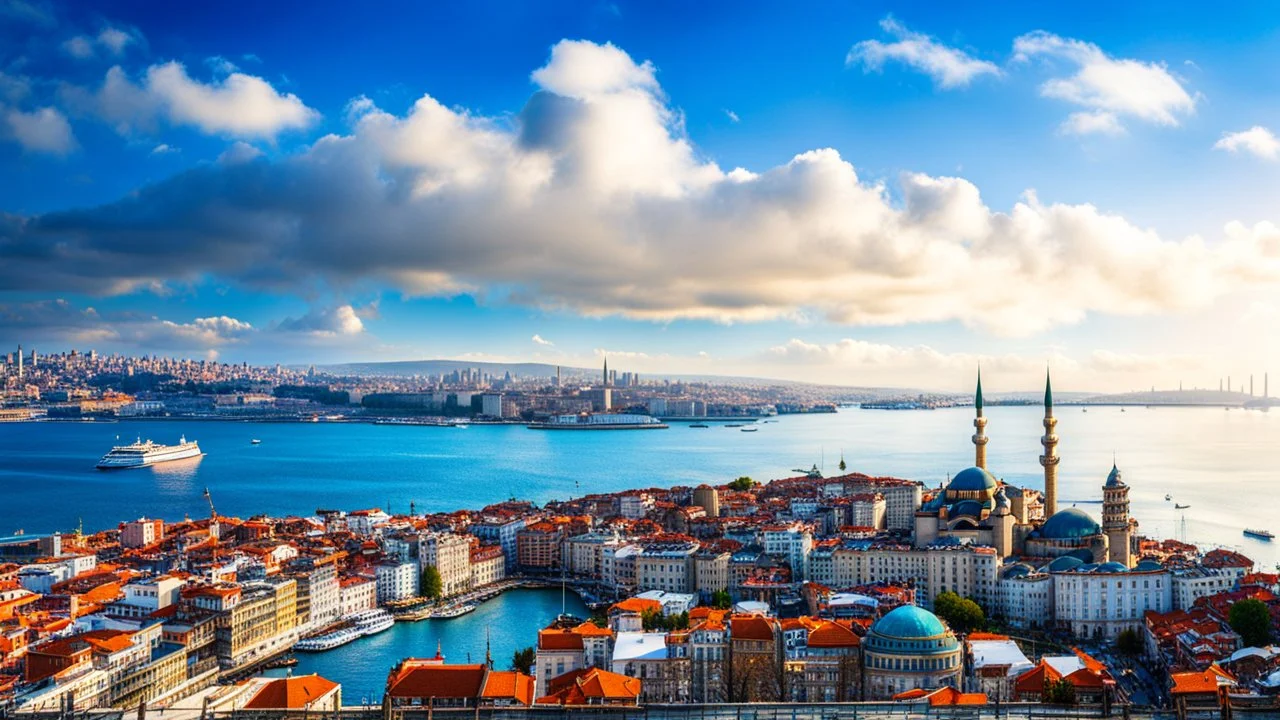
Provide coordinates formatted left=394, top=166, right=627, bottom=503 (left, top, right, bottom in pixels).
left=527, top=413, right=668, bottom=430
left=96, top=436, right=203, bottom=469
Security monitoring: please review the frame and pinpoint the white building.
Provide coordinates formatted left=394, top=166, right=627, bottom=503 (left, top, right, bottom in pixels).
left=421, top=533, right=471, bottom=598
left=997, top=565, right=1053, bottom=629
left=762, top=522, right=814, bottom=581
left=847, top=493, right=887, bottom=529
left=636, top=543, right=697, bottom=594
left=1052, top=564, right=1171, bottom=640
left=831, top=540, right=1000, bottom=610
left=375, top=562, right=419, bottom=604
left=339, top=576, right=377, bottom=615
left=619, top=493, right=654, bottom=519
left=967, top=637, right=1034, bottom=701
left=635, top=590, right=697, bottom=616
left=347, top=509, right=391, bottom=536
left=120, top=518, right=163, bottom=548
left=110, top=576, right=185, bottom=618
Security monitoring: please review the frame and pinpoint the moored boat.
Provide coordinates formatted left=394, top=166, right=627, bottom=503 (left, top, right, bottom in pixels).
left=1244, top=528, right=1275, bottom=540
left=96, top=436, right=203, bottom=469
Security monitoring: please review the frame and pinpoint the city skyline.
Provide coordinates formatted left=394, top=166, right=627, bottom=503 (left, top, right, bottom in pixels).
left=5, top=2, right=1280, bottom=392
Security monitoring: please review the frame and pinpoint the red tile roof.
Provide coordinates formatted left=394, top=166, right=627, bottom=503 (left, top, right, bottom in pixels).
left=537, top=668, right=642, bottom=706
left=243, top=675, right=339, bottom=709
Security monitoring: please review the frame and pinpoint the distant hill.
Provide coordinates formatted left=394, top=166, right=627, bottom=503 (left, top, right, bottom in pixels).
left=1076, top=389, right=1266, bottom=406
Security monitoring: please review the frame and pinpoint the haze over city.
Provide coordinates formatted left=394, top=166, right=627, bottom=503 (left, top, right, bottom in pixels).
left=4, top=1, right=1280, bottom=393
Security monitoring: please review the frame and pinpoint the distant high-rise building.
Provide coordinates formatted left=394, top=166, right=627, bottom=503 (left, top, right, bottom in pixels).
left=16, top=344, right=22, bottom=379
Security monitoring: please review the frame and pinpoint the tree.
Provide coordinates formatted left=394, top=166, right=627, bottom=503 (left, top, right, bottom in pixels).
left=933, top=591, right=985, bottom=634
left=1116, top=628, right=1142, bottom=656
left=511, top=646, right=535, bottom=675
left=1043, top=678, right=1076, bottom=705
left=728, top=476, right=754, bottom=492
left=420, top=566, right=443, bottom=601
left=711, top=590, right=733, bottom=609
left=838, top=455, right=847, bottom=472
left=1229, top=598, right=1274, bottom=647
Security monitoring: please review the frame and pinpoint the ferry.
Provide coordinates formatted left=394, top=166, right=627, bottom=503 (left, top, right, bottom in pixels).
left=689, top=423, right=709, bottom=428
left=96, top=436, right=203, bottom=469
left=1244, top=529, right=1275, bottom=541
left=528, top=413, right=667, bottom=430
left=1174, top=503, right=1190, bottom=509
left=295, top=609, right=394, bottom=652
left=740, top=427, right=758, bottom=432
left=250, top=439, right=262, bottom=445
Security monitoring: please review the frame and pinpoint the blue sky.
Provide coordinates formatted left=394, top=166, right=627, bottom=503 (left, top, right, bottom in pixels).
left=3, top=0, right=1280, bottom=391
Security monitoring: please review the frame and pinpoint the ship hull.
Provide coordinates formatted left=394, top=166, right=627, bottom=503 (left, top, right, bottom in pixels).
left=96, top=444, right=203, bottom=469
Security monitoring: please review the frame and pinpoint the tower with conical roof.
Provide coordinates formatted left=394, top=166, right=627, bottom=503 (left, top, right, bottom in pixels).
left=1039, top=370, right=1059, bottom=517
left=1102, top=462, right=1132, bottom=566
left=972, top=367, right=988, bottom=469
left=603, top=355, right=609, bottom=387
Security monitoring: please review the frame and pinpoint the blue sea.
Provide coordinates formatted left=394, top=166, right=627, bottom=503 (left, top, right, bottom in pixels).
left=4, top=405, right=1278, bottom=696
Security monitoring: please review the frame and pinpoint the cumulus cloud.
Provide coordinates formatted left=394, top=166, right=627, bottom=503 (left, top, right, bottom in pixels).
left=847, top=17, right=1001, bottom=89
left=531, top=334, right=554, bottom=346
left=5, top=40, right=1280, bottom=336
left=67, top=61, right=318, bottom=138
left=1214, top=126, right=1280, bottom=160
left=4, top=106, right=76, bottom=154
left=723, top=109, right=739, bottom=123
left=62, top=26, right=138, bottom=59
left=275, top=305, right=365, bottom=337
left=1014, top=31, right=1196, bottom=132
left=0, top=299, right=252, bottom=349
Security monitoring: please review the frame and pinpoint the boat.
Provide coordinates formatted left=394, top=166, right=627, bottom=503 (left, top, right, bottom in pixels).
left=1174, top=503, right=1190, bottom=509
left=96, top=436, right=203, bottom=470
left=433, top=603, right=478, bottom=619
left=725, top=424, right=744, bottom=428
left=1244, top=529, right=1275, bottom=540
left=250, top=439, right=261, bottom=445
left=1165, top=494, right=1172, bottom=501
left=454, top=423, right=469, bottom=429
left=528, top=413, right=667, bottom=430
left=740, top=427, right=758, bottom=432
left=295, top=609, right=395, bottom=652
left=689, top=423, right=709, bottom=428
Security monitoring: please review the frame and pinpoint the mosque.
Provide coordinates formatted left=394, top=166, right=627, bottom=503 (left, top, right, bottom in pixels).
left=913, top=371, right=1137, bottom=567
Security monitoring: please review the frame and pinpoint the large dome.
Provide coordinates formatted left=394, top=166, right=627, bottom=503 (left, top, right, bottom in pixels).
left=1041, top=507, right=1102, bottom=540
left=871, top=605, right=948, bottom=639
left=948, top=466, right=997, bottom=493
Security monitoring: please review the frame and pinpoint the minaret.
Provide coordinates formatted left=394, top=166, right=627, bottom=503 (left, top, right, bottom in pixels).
left=1039, top=370, right=1059, bottom=517
left=603, top=356, right=609, bottom=387
left=972, top=368, right=988, bottom=469
left=1102, top=462, right=1132, bottom=566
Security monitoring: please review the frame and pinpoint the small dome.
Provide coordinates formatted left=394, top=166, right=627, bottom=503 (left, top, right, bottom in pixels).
left=1046, top=555, right=1085, bottom=572
left=1003, top=563, right=1033, bottom=579
left=870, top=605, right=948, bottom=639
left=948, top=466, right=998, bottom=493
left=1135, top=559, right=1163, bottom=572
left=1096, top=561, right=1129, bottom=573
left=1104, top=464, right=1125, bottom=488
left=950, top=500, right=985, bottom=518
left=1041, top=508, right=1102, bottom=540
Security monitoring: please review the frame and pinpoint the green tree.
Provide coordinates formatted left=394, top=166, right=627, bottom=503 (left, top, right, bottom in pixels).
left=420, top=565, right=443, bottom=601
left=1115, top=628, right=1142, bottom=656
left=511, top=646, right=535, bottom=675
left=838, top=455, right=847, bottom=472
left=711, top=590, right=733, bottom=609
left=933, top=591, right=985, bottom=634
left=728, top=476, right=754, bottom=492
left=1043, top=678, right=1076, bottom=705
left=1229, top=598, right=1274, bottom=647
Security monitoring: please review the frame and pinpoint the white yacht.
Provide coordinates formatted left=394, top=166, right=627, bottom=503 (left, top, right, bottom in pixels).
left=96, top=436, right=203, bottom=469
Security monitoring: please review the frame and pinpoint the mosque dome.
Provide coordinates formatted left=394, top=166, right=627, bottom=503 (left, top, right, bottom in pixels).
left=870, top=605, right=948, bottom=640
left=950, top=500, right=985, bottom=518
left=1046, top=555, right=1084, bottom=572
left=1041, top=508, right=1102, bottom=540
left=1096, top=562, right=1130, bottom=573
left=948, top=466, right=998, bottom=493
left=1135, top=559, right=1164, bottom=572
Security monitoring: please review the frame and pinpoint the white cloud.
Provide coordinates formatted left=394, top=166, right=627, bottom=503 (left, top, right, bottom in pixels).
left=847, top=17, right=1001, bottom=89
left=1214, top=126, right=1280, bottom=160
left=1013, top=31, right=1196, bottom=131
left=11, top=40, right=1280, bottom=336
left=276, top=305, right=365, bottom=337
left=1059, top=110, right=1125, bottom=136
left=5, top=106, right=75, bottom=154
left=71, top=61, right=318, bottom=139
left=150, top=142, right=177, bottom=155
left=62, top=35, right=95, bottom=59
left=62, top=26, right=137, bottom=59
left=531, top=334, right=554, bottom=346
left=97, top=27, right=133, bottom=55
left=724, top=109, right=739, bottom=123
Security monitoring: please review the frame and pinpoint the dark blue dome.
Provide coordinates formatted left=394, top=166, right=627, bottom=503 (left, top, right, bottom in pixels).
left=1104, top=463, right=1124, bottom=487
left=1135, top=559, right=1163, bottom=572
left=1041, top=508, right=1101, bottom=540
left=949, top=466, right=997, bottom=493
left=950, top=500, right=985, bottom=518
left=871, top=605, right=947, bottom=639
left=1097, top=562, right=1129, bottom=573
left=1046, top=555, right=1084, bottom=572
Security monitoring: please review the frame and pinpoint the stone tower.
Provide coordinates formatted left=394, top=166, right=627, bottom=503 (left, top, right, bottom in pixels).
left=972, top=368, right=988, bottom=469
left=1039, top=370, right=1059, bottom=517
left=1102, top=463, right=1132, bottom=566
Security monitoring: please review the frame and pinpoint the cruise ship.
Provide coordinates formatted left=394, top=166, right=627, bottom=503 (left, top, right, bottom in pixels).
left=295, top=609, right=395, bottom=652
left=96, top=436, right=203, bottom=469
left=527, top=413, right=668, bottom=430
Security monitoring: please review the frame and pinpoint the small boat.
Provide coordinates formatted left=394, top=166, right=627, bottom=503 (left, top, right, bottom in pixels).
left=1174, top=503, right=1190, bottom=509
left=1244, top=529, right=1275, bottom=540
left=690, top=423, right=709, bottom=428
left=250, top=439, right=261, bottom=445
left=740, top=427, right=758, bottom=432
left=454, top=424, right=469, bottom=429
left=725, top=424, right=744, bottom=428
left=1165, top=494, right=1172, bottom=501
